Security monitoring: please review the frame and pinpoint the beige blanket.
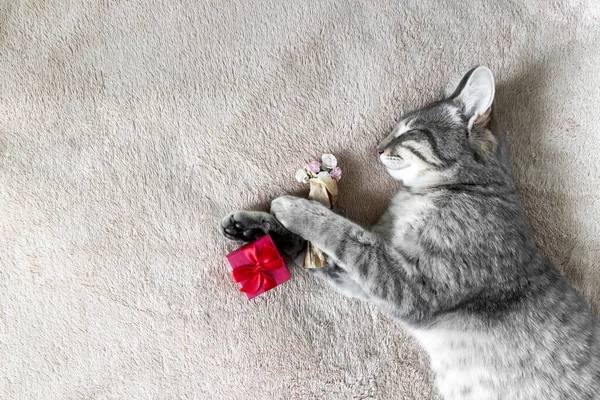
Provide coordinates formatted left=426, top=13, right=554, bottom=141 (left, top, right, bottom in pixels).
left=1, top=1, right=598, bottom=398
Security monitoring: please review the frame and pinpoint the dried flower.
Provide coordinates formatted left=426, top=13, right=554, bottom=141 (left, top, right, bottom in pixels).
left=317, top=171, right=332, bottom=179
left=295, top=169, right=309, bottom=183
left=306, top=160, right=321, bottom=174
left=330, top=166, right=342, bottom=181
left=321, top=154, right=337, bottom=170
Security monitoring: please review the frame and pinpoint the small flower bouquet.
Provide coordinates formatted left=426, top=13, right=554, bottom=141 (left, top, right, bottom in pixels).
left=295, top=154, right=342, bottom=269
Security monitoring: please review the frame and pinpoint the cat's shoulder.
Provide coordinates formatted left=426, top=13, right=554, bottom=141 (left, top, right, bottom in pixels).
left=388, top=187, right=522, bottom=224
left=389, top=188, right=517, bottom=226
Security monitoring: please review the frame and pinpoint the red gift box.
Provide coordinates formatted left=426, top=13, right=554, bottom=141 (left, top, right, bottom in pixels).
left=226, top=234, right=291, bottom=300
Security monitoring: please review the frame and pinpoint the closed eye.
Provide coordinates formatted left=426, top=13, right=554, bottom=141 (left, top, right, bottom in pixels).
left=396, top=129, right=455, bottom=167
left=401, top=141, right=444, bottom=167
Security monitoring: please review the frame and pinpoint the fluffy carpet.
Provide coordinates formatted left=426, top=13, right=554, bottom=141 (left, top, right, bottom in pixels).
left=1, top=1, right=599, bottom=398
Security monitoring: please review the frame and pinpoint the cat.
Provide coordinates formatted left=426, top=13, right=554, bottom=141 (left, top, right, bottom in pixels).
left=220, top=67, right=600, bottom=400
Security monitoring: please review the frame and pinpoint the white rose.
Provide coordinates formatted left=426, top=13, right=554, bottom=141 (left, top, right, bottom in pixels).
left=317, top=171, right=331, bottom=179
left=295, top=169, right=309, bottom=183
left=321, top=154, right=337, bottom=170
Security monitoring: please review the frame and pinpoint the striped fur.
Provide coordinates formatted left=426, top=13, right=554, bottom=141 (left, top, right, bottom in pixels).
left=221, top=67, right=599, bottom=399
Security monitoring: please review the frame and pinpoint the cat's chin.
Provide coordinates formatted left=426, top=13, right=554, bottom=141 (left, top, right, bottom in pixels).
left=386, top=165, right=419, bottom=184
left=386, top=167, right=407, bottom=181
left=387, top=167, right=446, bottom=190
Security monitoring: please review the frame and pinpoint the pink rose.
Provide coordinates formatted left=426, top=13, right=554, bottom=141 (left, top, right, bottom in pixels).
left=305, top=160, right=321, bottom=174
left=330, top=166, right=342, bottom=181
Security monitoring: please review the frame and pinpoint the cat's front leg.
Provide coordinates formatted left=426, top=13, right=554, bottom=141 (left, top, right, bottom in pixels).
left=271, top=195, right=426, bottom=314
left=270, top=195, right=378, bottom=264
left=270, top=196, right=332, bottom=241
left=220, top=203, right=371, bottom=301
left=270, top=195, right=375, bottom=301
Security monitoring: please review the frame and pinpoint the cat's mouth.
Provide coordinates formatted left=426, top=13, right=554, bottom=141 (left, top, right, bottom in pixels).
left=386, top=164, right=409, bottom=171
left=380, top=154, right=408, bottom=170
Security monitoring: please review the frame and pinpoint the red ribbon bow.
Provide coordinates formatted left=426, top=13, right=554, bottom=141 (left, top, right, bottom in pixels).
left=232, top=243, right=284, bottom=294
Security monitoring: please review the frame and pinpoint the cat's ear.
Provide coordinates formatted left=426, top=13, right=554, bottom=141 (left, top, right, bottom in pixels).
left=450, top=66, right=495, bottom=130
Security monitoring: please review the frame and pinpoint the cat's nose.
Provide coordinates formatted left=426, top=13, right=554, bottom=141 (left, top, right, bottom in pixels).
left=377, top=148, right=383, bottom=155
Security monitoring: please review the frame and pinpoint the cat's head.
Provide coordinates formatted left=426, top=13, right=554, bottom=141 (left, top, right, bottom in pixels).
left=377, top=67, right=507, bottom=190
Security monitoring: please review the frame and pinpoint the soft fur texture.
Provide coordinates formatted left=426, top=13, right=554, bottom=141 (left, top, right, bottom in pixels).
left=223, top=67, right=600, bottom=399
left=1, top=1, right=599, bottom=399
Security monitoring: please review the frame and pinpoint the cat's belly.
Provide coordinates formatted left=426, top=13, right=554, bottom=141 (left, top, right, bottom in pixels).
left=410, top=328, right=502, bottom=400
left=408, top=328, right=575, bottom=400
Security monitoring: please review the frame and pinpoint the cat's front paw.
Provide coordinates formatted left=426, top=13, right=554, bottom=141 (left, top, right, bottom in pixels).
left=270, top=195, right=327, bottom=237
left=220, top=211, right=271, bottom=242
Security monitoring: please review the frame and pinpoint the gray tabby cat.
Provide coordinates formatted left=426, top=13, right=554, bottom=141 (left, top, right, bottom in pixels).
left=220, top=67, right=600, bottom=399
